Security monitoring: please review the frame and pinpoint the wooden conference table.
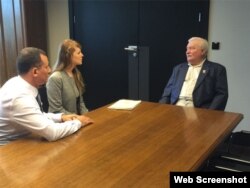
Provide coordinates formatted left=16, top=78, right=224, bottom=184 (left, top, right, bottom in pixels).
left=0, top=101, right=243, bottom=187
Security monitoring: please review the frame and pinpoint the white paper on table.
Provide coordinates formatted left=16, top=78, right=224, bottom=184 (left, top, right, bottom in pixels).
left=108, top=99, right=141, bottom=110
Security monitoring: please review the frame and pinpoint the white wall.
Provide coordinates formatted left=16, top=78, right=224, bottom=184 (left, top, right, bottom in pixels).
left=46, top=0, right=69, bottom=67
left=46, top=0, right=250, bottom=131
left=208, top=0, right=250, bottom=131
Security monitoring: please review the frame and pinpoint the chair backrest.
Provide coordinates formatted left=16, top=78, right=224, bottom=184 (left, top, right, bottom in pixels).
left=228, top=131, right=250, bottom=155
left=230, top=131, right=250, bottom=146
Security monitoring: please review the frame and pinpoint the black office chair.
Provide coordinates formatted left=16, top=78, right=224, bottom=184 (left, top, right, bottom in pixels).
left=201, top=130, right=250, bottom=172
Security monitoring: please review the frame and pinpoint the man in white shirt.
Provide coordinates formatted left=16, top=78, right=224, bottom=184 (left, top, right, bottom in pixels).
left=159, top=37, right=228, bottom=111
left=0, top=47, right=93, bottom=145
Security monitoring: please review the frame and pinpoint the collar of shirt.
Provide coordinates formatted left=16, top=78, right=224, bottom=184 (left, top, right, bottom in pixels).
left=188, top=59, right=206, bottom=68
left=18, top=75, right=38, bottom=98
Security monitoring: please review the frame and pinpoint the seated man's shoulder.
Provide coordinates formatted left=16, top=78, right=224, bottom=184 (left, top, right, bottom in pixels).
left=174, top=62, right=188, bottom=69
left=207, top=61, right=226, bottom=70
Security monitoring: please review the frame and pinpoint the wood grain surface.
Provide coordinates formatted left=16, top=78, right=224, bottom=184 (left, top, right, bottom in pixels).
left=0, top=102, right=243, bottom=188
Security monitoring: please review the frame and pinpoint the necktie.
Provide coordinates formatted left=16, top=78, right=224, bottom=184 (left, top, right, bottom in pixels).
left=36, top=94, right=44, bottom=112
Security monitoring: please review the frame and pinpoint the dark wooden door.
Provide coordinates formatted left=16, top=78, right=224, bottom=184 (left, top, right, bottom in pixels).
left=139, top=1, right=209, bottom=102
left=69, top=0, right=209, bottom=110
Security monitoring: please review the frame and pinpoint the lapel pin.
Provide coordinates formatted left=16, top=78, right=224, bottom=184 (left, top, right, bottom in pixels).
left=202, top=70, right=206, bottom=74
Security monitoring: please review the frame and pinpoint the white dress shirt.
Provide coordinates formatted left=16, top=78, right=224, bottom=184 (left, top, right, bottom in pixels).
left=176, top=61, right=204, bottom=107
left=0, top=76, right=82, bottom=145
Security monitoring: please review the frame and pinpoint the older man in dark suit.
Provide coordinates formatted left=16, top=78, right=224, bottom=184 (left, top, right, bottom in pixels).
left=159, top=37, right=228, bottom=111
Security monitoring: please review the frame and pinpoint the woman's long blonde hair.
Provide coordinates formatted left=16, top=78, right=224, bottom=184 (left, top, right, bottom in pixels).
left=53, top=39, right=85, bottom=94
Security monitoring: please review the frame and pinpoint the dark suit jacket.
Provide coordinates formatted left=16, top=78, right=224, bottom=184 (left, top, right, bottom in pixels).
left=159, top=60, right=228, bottom=111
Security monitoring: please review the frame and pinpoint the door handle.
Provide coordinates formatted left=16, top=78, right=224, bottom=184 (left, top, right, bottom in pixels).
left=124, top=45, right=138, bottom=57
left=124, top=45, right=138, bottom=52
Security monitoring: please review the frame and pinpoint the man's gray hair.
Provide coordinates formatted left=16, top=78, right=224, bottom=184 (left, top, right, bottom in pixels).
left=188, top=37, right=208, bottom=57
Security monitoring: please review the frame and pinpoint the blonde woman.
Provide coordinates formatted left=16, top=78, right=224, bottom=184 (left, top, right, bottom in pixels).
left=47, top=39, right=88, bottom=115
